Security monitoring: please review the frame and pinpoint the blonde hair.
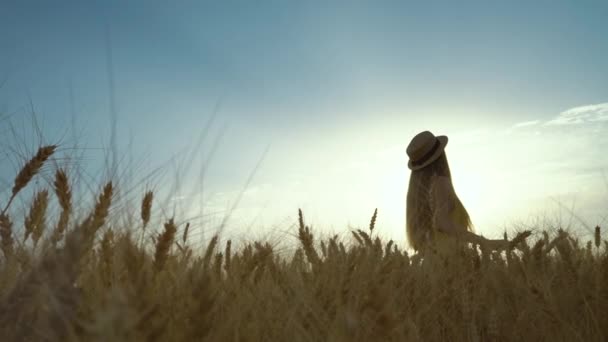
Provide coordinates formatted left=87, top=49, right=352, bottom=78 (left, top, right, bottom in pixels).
left=406, top=152, right=473, bottom=250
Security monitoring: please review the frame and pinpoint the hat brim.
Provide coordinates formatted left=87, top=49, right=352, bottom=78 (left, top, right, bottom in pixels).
left=408, top=135, right=448, bottom=171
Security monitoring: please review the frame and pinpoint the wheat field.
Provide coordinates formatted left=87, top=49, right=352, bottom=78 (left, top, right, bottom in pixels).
left=0, top=145, right=606, bottom=341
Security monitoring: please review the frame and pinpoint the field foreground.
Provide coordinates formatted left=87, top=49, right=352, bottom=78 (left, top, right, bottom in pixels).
left=0, top=146, right=607, bottom=341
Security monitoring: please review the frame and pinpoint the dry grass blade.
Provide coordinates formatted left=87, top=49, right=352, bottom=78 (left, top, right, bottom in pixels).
left=595, top=226, right=601, bottom=249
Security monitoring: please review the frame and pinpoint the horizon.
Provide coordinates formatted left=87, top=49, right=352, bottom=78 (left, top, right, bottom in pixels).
left=1, top=1, right=607, bottom=246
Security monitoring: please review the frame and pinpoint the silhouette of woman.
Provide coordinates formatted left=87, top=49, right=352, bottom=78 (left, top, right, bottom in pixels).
left=406, top=131, right=508, bottom=256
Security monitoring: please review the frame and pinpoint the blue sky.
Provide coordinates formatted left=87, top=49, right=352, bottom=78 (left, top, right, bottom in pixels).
left=1, top=1, right=607, bottom=245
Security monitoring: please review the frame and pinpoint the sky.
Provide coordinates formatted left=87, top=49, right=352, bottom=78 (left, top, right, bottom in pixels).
left=1, top=1, right=607, bottom=247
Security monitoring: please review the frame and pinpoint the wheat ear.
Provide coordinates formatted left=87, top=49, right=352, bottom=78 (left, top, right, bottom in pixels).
left=154, top=218, right=177, bottom=271
left=23, top=189, right=49, bottom=247
left=2, top=145, right=56, bottom=214
left=141, top=191, right=153, bottom=229
left=0, top=214, right=14, bottom=258
left=50, top=169, right=72, bottom=246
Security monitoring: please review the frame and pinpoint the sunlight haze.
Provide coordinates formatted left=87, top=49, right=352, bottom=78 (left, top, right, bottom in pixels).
left=1, top=1, right=607, bottom=247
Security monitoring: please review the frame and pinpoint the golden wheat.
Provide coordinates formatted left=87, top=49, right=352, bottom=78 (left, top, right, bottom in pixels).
left=0, top=214, right=14, bottom=258
left=154, top=218, right=177, bottom=271
left=141, top=191, right=153, bottom=229
left=297, top=208, right=320, bottom=267
left=50, top=169, right=71, bottom=246
left=23, top=189, right=49, bottom=247
left=224, top=239, right=232, bottom=272
left=89, top=182, right=113, bottom=233
left=369, top=208, right=378, bottom=234
left=3, top=145, right=56, bottom=214
left=0, top=147, right=606, bottom=341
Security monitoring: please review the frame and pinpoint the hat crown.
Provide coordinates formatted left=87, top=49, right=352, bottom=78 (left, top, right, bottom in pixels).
left=407, top=131, right=438, bottom=161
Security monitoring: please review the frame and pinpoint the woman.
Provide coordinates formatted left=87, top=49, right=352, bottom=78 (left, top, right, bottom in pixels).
left=406, top=131, right=507, bottom=255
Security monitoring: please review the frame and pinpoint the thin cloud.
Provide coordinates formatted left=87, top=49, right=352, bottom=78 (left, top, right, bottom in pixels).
left=545, top=102, right=608, bottom=125
left=512, top=120, right=541, bottom=128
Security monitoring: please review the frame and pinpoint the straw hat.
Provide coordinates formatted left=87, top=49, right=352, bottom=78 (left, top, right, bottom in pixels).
left=407, top=131, right=448, bottom=170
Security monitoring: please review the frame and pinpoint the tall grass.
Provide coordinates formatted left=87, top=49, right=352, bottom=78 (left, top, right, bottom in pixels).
left=0, top=146, right=606, bottom=341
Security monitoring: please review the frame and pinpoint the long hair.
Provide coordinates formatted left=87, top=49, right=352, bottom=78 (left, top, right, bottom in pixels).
left=406, top=151, right=473, bottom=250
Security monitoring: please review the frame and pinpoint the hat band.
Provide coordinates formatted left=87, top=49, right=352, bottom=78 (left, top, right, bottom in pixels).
left=411, top=139, right=441, bottom=167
